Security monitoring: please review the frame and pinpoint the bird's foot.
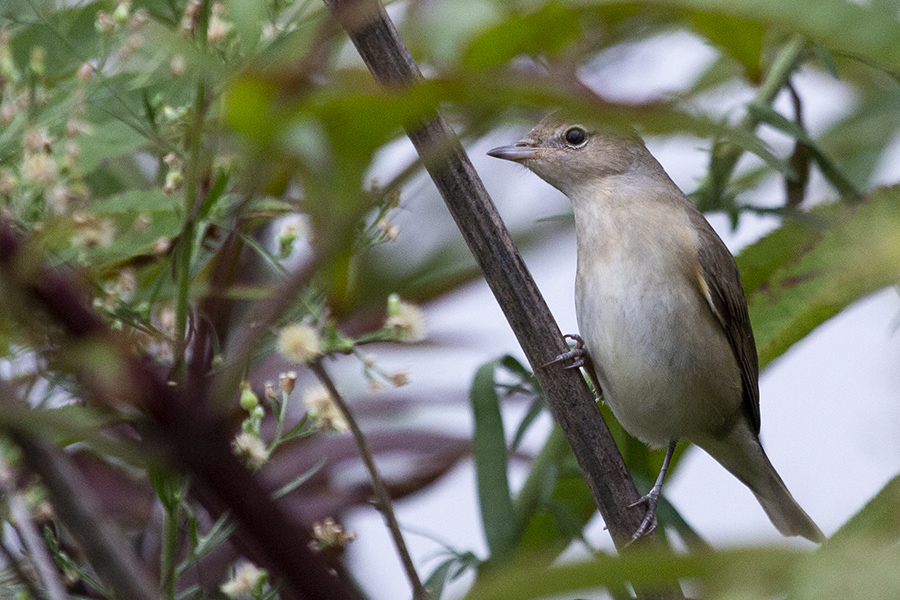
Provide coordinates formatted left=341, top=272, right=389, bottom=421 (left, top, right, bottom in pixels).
left=626, top=485, right=662, bottom=545
left=542, top=334, right=587, bottom=370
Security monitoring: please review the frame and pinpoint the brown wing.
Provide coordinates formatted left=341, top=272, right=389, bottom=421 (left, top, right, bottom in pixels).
left=687, top=209, right=761, bottom=435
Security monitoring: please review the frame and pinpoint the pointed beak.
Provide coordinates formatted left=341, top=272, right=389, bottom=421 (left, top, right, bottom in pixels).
left=487, top=144, right=541, bottom=163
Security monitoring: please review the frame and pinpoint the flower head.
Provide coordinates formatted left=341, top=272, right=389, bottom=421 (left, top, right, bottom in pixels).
left=310, top=517, right=356, bottom=552
left=22, top=153, right=57, bottom=185
left=385, top=294, right=426, bottom=342
left=231, top=432, right=269, bottom=471
left=277, top=323, right=322, bottom=364
left=390, top=371, right=410, bottom=387
left=302, top=384, right=348, bottom=432
left=221, top=563, right=267, bottom=598
left=71, top=212, right=115, bottom=248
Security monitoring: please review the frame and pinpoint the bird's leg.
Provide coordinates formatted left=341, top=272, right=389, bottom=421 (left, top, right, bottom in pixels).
left=627, top=440, right=677, bottom=544
left=543, top=334, right=603, bottom=399
left=543, top=333, right=588, bottom=369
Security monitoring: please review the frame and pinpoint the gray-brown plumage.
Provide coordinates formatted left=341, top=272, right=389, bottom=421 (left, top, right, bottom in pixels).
left=488, top=115, right=824, bottom=543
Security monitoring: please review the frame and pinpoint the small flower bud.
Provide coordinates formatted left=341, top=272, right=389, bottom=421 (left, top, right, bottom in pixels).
left=95, top=11, right=116, bottom=34
left=303, top=384, right=348, bottom=432
left=153, top=236, right=171, bottom=254
left=279, top=371, right=297, bottom=393
left=113, top=1, right=130, bottom=25
left=163, top=169, right=182, bottom=194
left=239, top=382, right=259, bottom=411
left=78, top=62, right=94, bottom=82
left=170, top=55, right=186, bottom=77
left=29, top=47, right=45, bottom=77
left=310, top=518, right=356, bottom=552
left=390, top=371, right=409, bottom=387
left=162, top=152, right=180, bottom=168
left=129, top=8, right=148, bottom=31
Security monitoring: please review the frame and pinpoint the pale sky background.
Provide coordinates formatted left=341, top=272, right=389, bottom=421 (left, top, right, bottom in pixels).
left=334, top=29, right=900, bottom=600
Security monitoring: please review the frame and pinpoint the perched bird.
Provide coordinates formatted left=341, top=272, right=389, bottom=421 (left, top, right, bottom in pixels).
left=487, top=115, right=824, bottom=543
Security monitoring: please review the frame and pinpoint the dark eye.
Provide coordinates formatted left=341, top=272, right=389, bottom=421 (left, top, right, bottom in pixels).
left=564, top=127, right=587, bottom=147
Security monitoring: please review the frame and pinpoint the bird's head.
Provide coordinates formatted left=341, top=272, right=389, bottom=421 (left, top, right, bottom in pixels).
left=487, top=114, right=651, bottom=197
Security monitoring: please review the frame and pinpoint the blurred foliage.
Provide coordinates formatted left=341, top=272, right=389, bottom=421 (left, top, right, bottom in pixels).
left=0, top=0, right=899, bottom=598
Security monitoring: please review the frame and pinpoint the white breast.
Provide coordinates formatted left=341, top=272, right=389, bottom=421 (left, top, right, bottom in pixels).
left=570, top=184, right=742, bottom=445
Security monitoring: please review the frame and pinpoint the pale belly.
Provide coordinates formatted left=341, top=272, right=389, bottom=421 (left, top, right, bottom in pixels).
left=575, top=259, right=742, bottom=446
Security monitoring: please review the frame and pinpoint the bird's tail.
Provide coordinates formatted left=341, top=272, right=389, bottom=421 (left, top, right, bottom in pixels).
left=696, top=424, right=825, bottom=544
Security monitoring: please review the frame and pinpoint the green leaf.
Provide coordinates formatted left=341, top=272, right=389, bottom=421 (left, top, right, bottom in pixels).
left=471, top=359, right=518, bottom=564
left=425, top=552, right=482, bottom=600
left=424, top=558, right=457, bottom=600
left=688, top=12, right=764, bottom=79
left=465, top=546, right=799, bottom=600
left=93, top=189, right=176, bottom=213
left=463, top=3, right=582, bottom=68
left=747, top=102, right=863, bottom=202
left=741, top=185, right=900, bottom=367
left=271, top=459, right=324, bottom=500
left=829, top=473, right=900, bottom=545
left=9, top=3, right=103, bottom=80
left=819, top=89, right=900, bottom=190
left=513, top=426, right=594, bottom=558
left=577, top=0, right=900, bottom=73
left=76, top=120, right=150, bottom=174
left=510, top=395, right=546, bottom=452
left=196, top=170, right=231, bottom=221
left=176, top=514, right=238, bottom=577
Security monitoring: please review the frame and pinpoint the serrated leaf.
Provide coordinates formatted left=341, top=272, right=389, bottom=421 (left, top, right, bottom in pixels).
left=76, top=120, right=150, bottom=174
left=741, top=185, right=900, bottom=367
left=10, top=3, right=103, bottom=80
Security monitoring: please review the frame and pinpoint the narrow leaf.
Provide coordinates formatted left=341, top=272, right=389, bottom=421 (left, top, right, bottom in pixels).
left=829, top=473, right=900, bottom=545
left=471, top=359, right=517, bottom=564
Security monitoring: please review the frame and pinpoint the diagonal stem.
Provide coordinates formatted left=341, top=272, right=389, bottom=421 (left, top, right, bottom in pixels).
left=0, top=454, right=69, bottom=600
left=699, top=34, right=808, bottom=211
left=310, top=359, right=430, bottom=600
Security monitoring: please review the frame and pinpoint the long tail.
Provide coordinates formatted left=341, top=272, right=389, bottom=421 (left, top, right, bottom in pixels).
left=695, top=423, right=825, bottom=543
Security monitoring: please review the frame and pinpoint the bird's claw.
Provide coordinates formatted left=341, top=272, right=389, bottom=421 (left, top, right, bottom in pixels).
left=625, top=489, right=661, bottom=546
left=542, top=334, right=587, bottom=370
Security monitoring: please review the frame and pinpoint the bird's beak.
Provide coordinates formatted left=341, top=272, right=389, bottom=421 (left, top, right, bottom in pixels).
left=487, top=144, right=540, bottom=163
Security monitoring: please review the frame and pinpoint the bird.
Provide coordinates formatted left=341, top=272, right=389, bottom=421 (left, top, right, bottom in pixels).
left=487, top=114, right=825, bottom=543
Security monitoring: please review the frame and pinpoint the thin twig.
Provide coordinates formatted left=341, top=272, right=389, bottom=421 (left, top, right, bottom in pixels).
left=9, top=432, right=163, bottom=600
left=0, top=456, right=69, bottom=600
left=173, top=80, right=208, bottom=374
left=310, top=359, right=430, bottom=600
left=160, top=500, right=181, bottom=600
left=699, top=34, right=808, bottom=211
left=0, top=531, right=48, bottom=600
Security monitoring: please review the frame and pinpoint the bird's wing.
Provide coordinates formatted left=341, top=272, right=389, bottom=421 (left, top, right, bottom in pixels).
left=687, top=209, right=761, bottom=435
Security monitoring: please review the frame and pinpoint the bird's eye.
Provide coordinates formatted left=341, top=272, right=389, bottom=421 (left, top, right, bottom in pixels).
left=564, top=127, right=587, bottom=147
